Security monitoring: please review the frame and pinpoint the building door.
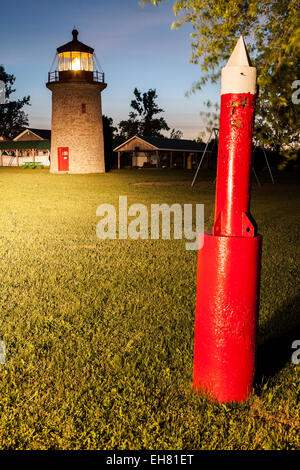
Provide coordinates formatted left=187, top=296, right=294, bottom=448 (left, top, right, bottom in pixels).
left=58, top=147, right=69, bottom=171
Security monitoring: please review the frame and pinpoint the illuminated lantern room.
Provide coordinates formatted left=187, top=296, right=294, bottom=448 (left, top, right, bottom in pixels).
left=48, top=29, right=104, bottom=83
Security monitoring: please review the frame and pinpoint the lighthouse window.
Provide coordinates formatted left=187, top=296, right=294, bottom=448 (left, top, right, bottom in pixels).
left=88, top=53, right=93, bottom=72
left=58, top=52, right=71, bottom=71
left=81, top=53, right=89, bottom=71
left=58, top=51, right=94, bottom=72
left=58, top=54, right=64, bottom=71
left=82, top=103, right=86, bottom=114
left=71, top=52, right=81, bottom=70
left=63, top=52, right=71, bottom=71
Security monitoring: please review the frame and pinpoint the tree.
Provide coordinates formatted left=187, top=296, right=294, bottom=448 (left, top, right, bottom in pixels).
left=142, top=0, right=300, bottom=166
left=0, top=65, right=30, bottom=139
left=118, top=88, right=169, bottom=139
left=198, top=100, right=219, bottom=142
left=103, top=115, right=119, bottom=170
left=170, top=128, right=183, bottom=139
left=118, top=111, right=140, bottom=141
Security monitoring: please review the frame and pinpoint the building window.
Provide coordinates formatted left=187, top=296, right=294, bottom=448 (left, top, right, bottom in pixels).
left=81, top=52, right=89, bottom=71
left=88, top=53, right=93, bottom=72
left=82, top=103, right=86, bottom=114
left=63, top=52, right=71, bottom=71
left=58, top=52, right=93, bottom=72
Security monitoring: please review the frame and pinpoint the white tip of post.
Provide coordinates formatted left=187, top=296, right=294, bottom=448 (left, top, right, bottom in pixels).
left=226, top=36, right=250, bottom=67
left=221, top=36, right=256, bottom=95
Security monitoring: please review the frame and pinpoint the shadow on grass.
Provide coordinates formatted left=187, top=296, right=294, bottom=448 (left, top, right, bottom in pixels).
left=255, top=294, right=300, bottom=388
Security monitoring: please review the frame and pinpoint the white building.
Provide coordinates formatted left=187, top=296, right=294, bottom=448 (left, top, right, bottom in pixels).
left=0, top=128, right=51, bottom=167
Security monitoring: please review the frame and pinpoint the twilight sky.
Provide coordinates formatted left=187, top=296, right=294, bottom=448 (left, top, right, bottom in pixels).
left=0, top=0, right=220, bottom=139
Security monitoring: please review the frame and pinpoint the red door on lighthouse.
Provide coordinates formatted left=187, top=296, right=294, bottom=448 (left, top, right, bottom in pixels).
left=58, top=147, right=69, bottom=171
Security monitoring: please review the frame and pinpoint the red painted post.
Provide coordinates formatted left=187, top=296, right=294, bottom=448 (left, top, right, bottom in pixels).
left=193, top=37, right=262, bottom=402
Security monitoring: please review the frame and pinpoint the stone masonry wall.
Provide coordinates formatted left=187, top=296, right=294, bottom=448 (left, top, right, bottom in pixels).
left=47, top=81, right=106, bottom=173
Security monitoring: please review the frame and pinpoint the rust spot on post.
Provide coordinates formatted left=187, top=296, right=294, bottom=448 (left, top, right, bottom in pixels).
left=227, top=97, right=249, bottom=115
left=231, top=118, right=243, bottom=129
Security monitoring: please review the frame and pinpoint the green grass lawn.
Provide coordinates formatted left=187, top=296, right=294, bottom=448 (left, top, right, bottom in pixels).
left=0, top=167, right=299, bottom=450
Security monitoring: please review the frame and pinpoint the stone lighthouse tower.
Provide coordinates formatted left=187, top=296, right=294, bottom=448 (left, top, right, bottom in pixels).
left=46, top=29, right=107, bottom=173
